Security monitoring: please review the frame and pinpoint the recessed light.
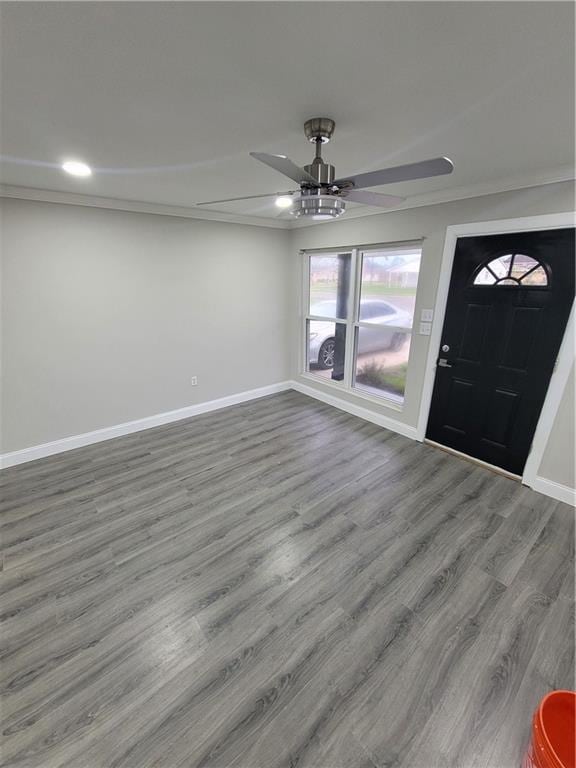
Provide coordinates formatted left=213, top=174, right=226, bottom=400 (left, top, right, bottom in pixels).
left=62, top=160, right=92, bottom=178
left=275, top=195, right=293, bottom=209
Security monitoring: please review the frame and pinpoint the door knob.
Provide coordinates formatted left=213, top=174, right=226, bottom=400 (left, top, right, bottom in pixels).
left=438, top=358, right=453, bottom=368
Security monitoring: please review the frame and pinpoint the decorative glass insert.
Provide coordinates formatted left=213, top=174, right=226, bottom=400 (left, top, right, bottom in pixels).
left=473, top=254, right=548, bottom=287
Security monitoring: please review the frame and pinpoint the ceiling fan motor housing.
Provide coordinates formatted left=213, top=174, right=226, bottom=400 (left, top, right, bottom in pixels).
left=304, top=117, right=335, bottom=144
left=303, top=159, right=336, bottom=185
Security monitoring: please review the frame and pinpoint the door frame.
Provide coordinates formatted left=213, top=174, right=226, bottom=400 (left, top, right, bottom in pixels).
left=416, top=211, right=575, bottom=494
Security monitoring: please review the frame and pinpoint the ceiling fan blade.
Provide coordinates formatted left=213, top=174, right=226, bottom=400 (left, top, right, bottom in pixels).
left=196, top=190, right=295, bottom=206
left=342, top=189, right=405, bottom=208
left=334, top=156, right=454, bottom=190
left=250, top=152, right=319, bottom=186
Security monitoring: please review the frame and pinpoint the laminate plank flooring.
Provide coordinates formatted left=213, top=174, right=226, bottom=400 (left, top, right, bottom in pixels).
left=0, top=391, right=573, bottom=768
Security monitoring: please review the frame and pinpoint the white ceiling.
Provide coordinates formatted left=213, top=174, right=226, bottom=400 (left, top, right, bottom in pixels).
left=1, top=2, right=574, bottom=226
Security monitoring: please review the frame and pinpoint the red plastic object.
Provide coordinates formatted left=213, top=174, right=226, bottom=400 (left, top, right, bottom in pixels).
left=523, top=691, right=576, bottom=768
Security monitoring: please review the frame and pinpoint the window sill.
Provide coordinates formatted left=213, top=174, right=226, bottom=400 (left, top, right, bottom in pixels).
left=299, top=372, right=404, bottom=413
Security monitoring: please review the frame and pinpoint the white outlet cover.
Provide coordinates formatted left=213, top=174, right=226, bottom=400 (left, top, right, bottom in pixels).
left=191, top=376, right=198, bottom=386
left=421, top=308, right=434, bottom=322
left=419, top=322, right=432, bottom=336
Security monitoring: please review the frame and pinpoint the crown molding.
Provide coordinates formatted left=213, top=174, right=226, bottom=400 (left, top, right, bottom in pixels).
left=291, top=165, right=576, bottom=228
left=1, top=165, right=573, bottom=229
left=0, top=184, right=291, bottom=229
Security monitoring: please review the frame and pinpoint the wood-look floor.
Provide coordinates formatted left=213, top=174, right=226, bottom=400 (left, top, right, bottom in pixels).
left=1, top=391, right=573, bottom=768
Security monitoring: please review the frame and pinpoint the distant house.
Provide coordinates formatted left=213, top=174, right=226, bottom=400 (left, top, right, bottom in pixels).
left=363, top=254, right=421, bottom=288
left=310, top=257, right=339, bottom=283
left=311, top=254, right=421, bottom=288
left=386, top=257, right=421, bottom=288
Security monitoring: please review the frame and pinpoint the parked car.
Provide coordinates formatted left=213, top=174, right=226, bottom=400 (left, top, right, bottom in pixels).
left=309, top=299, right=411, bottom=369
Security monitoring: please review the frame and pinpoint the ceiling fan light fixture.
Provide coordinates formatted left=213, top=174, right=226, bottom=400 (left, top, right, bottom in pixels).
left=203, top=119, right=454, bottom=221
left=290, top=194, right=346, bottom=220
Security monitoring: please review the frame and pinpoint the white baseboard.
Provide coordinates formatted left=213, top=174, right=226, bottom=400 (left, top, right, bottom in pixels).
left=529, top=475, right=576, bottom=507
left=290, top=379, right=418, bottom=441
left=2, top=380, right=572, bottom=510
left=0, top=381, right=292, bottom=469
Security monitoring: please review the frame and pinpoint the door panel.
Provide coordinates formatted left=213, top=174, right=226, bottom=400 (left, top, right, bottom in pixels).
left=427, top=228, right=574, bottom=475
left=481, top=388, right=518, bottom=447
left=499, top=306, right=541, bottom=371
left=460, top=304, right=491, bottom=362
left=444, top=378, right=475, bottom=435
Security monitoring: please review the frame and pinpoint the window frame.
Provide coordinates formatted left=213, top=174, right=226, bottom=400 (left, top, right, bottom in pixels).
left=301, top=241, right=423, bottom=409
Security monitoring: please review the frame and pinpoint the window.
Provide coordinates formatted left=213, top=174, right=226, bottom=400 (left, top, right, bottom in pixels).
left=306, top=253, right=351, bottom=383
left=473, top=254, right=548, bottom=287
left=304, top=243, right=422, bottom=406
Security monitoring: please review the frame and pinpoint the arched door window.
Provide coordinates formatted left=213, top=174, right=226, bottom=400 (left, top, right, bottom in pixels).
left=473, top=254, right=549, bottom=287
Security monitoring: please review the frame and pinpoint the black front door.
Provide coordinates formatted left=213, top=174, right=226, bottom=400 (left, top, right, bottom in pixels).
left=426, top=228, right=574, bottom=475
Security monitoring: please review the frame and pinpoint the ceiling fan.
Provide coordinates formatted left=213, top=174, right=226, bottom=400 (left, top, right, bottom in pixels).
left=196, top=117, right=454, bottom=220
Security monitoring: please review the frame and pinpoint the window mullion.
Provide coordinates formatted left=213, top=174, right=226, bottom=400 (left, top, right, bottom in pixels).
left=343, top=248, right=359, bottom=388
left=351, top=249, right=364, bottom=388
left=355, top=321, right=414, bottom=333
left=301, top=251, right=310, bottom=375
left=307, top=314, right=347, bottom=323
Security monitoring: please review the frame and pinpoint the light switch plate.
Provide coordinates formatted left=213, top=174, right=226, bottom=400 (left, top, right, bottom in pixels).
left=421, top=308, right=434, bottom=322
left=419, top=322, right=432, bottom=335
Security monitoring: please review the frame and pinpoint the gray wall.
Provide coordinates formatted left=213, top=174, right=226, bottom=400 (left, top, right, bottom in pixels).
left=289, top=181, right=575, bottom=487
left=1, top=199, right=291, bottom=452
left=2, top=185, right=574, bottom=492
left=538, top=365, right=575, bottom=490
